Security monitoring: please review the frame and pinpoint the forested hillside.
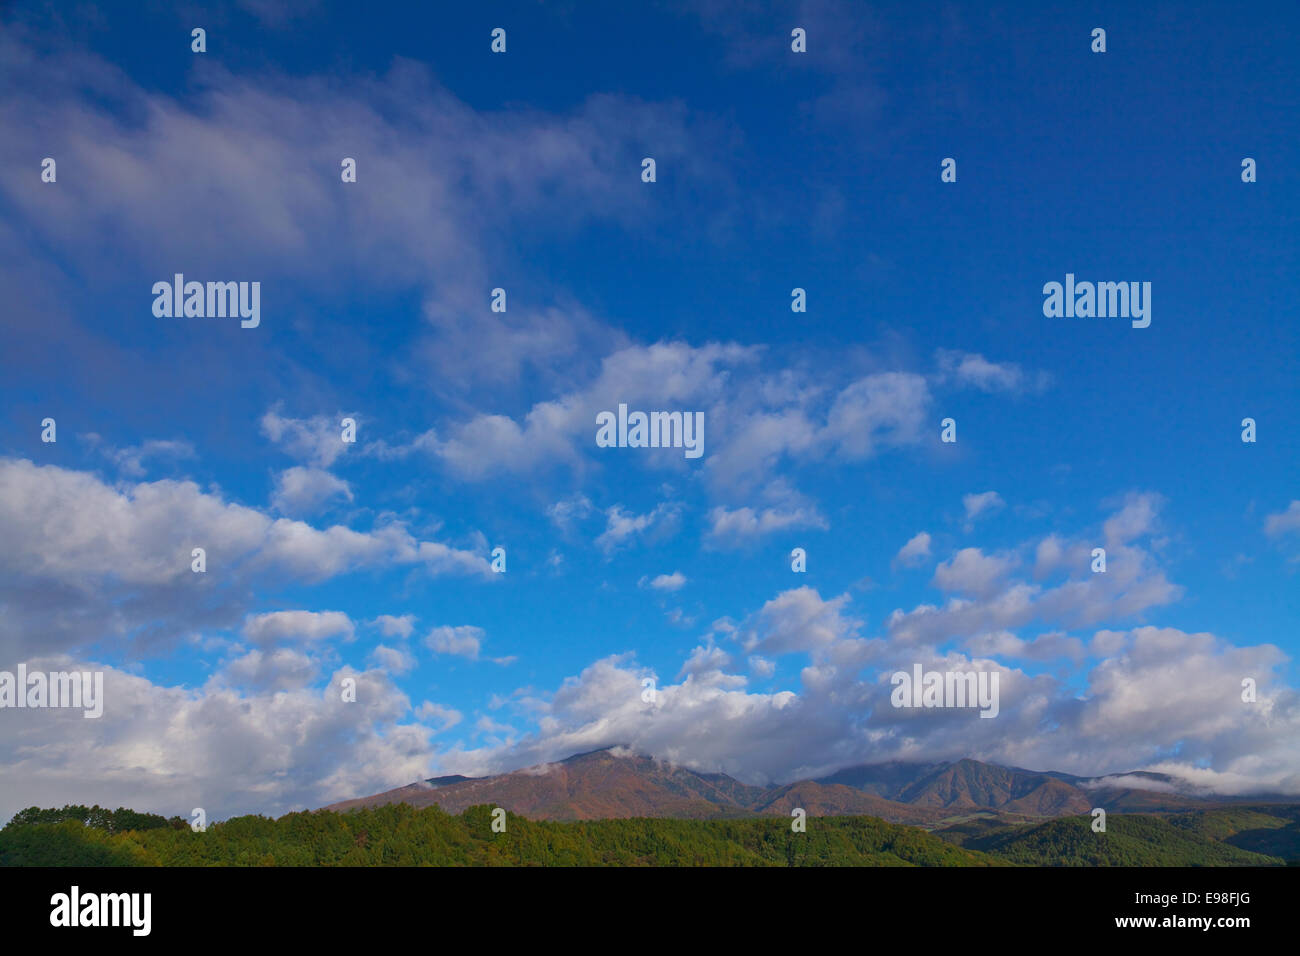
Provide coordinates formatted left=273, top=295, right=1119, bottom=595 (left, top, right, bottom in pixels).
left=0, top=803, right=991, bottom=866
left=954, top=813, right=1286, bottom=866
left=4, top=802, right=1294, bottom=867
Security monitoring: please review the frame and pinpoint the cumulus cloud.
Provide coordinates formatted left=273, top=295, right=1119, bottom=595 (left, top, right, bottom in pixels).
left=642, top=571, right=686, bottom=591
left=595, top=502, right=681, bottom=555
left=415, top=701, right=463, bottom=731
left=936, top=349, right=1050, bottom=394
left=966, top=629, right=1086, bottom=662
left=1265, top=501, right=1300, bottom=538
left=962, top=491, right=1004, bottom=527
left=425, top=625, right=487, bottom=659
left=932, top=548, right=1017, bottom=598
left=0, top=458, right=490, bottom=660
left=13, top=606, right=1299, bottom=821
left=243, top=610, right=355, bottom=645
left=1103, top=492, right=1162, bottom=546
left=890, top=497, right=1182, bottom=647
left=261, top=410, right=355, bottom=468
left=417, top=341, right=756, bottom=480
left=221, top=647, right=320, bottom=691
left=424, top=625, right=514, bottom=665
left=894, top=531, right=932, bottom=568
left=428, top=616, right=1298, bottom=796
left=371, top=614, right=416, bottom=639
left=389, top=343, right=934, bottom=532
left=737, top=587, right=861, bottom=656
left=369, top=643, right=417, bottom=675
left=706, top=504, right=828, bottom=545
left=819, top=372, right=930, bottom=459
left=1034, top=533, right=1091, bottom=578
left=83, top=436, right=197, bottom=478
left=6, top=486, right=1297, bottom=817
left=546, top=495, right=594, bottom=533
left=0, top=657, right=438, bottom=822
left=679, top=642, right=734, bottom=678
left=476, top=715, right=517, bottom=739
left=271, top=466, right=353, bottom=516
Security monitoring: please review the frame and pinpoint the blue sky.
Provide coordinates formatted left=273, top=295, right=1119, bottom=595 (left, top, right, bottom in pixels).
left=0, top=0, right=1297, bottom=821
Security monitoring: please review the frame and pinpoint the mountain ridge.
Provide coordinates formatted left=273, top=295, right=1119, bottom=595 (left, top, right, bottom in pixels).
left=324, top=745, right=1294, bottom=822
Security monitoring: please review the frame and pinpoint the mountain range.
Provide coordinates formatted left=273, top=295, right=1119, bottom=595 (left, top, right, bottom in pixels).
left=8, top=747, right=1298, bottom=866
left=324, top=746, right=1283, bottom=824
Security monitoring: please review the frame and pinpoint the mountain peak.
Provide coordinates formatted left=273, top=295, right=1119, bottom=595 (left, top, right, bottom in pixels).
left=560, top=744, right=641, bottom=763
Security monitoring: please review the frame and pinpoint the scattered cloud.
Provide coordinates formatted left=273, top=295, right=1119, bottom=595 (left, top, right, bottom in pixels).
left=371, top=614, right=416, bottom=639
left=962, top=491, right=1004, bottom=528
left=271, top=466, right=353, bottom=516
left=642, top=571, right=686, bottom=591
left=243, top=610, right=355, bottom=645
left=894, top=531, right=932, bottom=568
left=936, top=349, right=1050, bottom=394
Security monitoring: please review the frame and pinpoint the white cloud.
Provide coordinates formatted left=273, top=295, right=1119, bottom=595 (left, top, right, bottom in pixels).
left=271, top=466, right=353, bottom=516
left=891, top=497, right=1182, bottom=646
left=415, top=701, right=463, bottom=731
left=84, top=436, right=197, bottom=477
left=1103, top=492, right=1162, bottom=546
left=261, top=409, right=355, bottom=468
left=706, top=504, right=827, bottom=545
left=965, top=629, right=1086, bottom=662
left=595, top=502, right=681, bottom=554
left=426, top=625, right=484, bottom=659
left=547, top=495, right=594, bottom=532
left=820, top=372, right=930, bottom=460
left=1035, top=534, right=1080, bottom=578
left=936, top=349, right=1049, bottom=394
left=422, top=341, right=756, bottom=480
left=371, top=614, right=416, bottom=639
left=221, top=647, right=320, bottom=691
left=0, top=458, right=490, bottom=660
left=679, top=642, right=734, bottom=678
left=894, top=531, right=932, bottom=568
left=476, top=715, right=516, bottom=737
left=932, top=548, right=1017, bottom=598
left=0, top=657, right=439, bottom=822
left=5, top=508, right=1296, bottom=820
left=0, top=36, right=716, bottom=391
left=643, top=571, right=687, bottom=591
left=243, top=610, right=355, bottom=645
left=429, top=620, right=1300, bottom=796
left=962, top=491, right=1004, bottom=526
left=1265, top=501, right=1300, bottom=538
left=369, top=644, right=417, bottom=675
left=737, top=587, right=861, bottom=656
left=395, top=344, right=934, bottom=515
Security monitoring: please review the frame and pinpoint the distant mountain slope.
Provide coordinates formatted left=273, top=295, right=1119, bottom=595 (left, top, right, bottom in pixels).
left=751, top=782, right=949, bottom=825
left=817, top=758, right=1092, bottom=815
left=325, top=747, right=1294, bottom=823
left=815, top=761, right=951, bottom=798
left=900, top=759, right=1086, bottom=812
left=326, top=748, right=764, bottom=820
